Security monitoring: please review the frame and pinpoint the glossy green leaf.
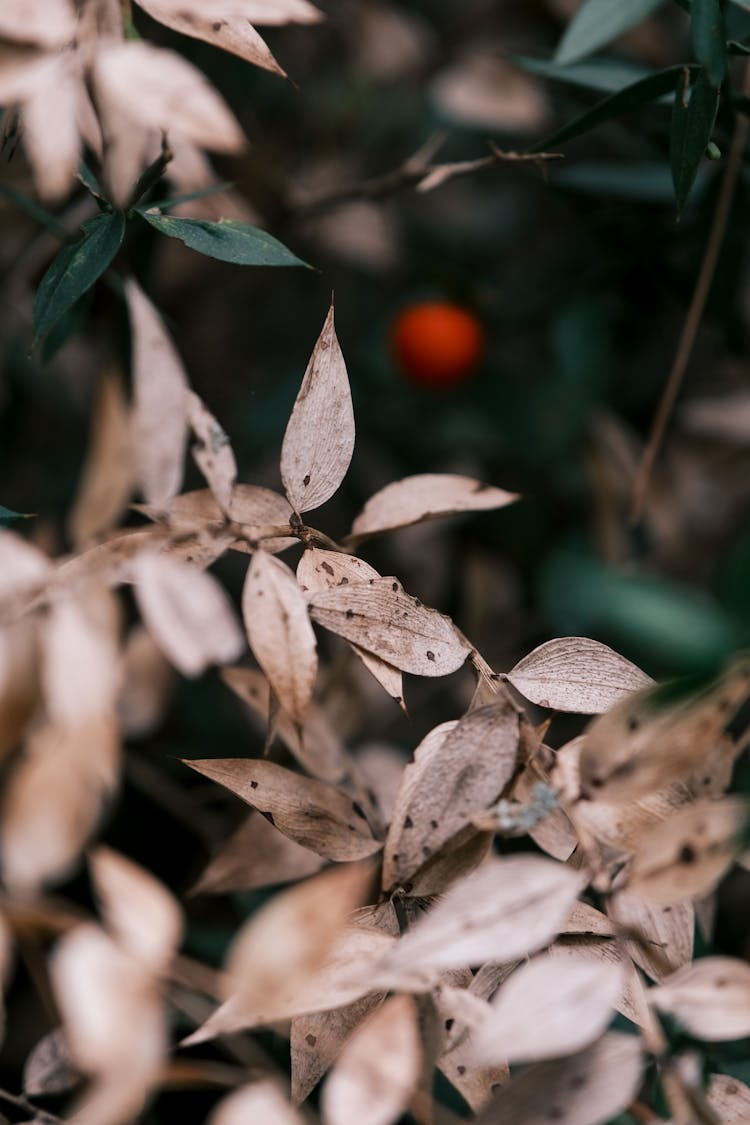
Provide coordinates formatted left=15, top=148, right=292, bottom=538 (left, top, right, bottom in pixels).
left=554, top=0, right=666, bottom=66
left=532, top=65, right=692, bottom=151
left=692, top=0, right=728, bottom=86
left=33, top=211, right=126, bottom=346
left=670, top=67, right=720, bottom=213
left=137, top=213, right=309, bottom=268
left=0, top=505, right=34, bottom=527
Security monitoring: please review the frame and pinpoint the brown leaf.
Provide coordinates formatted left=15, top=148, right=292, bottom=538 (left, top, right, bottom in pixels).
left=117, top=625, right=173, bottom=738
left=382, top=698, right=518, bottom=891
left=23, top=1028, right=78, bottom=1097
left=191, top=811, right=324, bottom=895
left=41, top=587, right=121, bottom=725
left=125, top=279, right=189, bottom=507
left=321, top=994, right=421, bottom=1125
left=435, top=985, right=508, bottom=1111
left=186, top=392, right=237, bottom=516
left=208, top=1080, right=306, bottom=1125
left=405, top=823, right=494, bottom=898
left=183, top=758, right=382, bottom=861
left=291, top=994, right=385, bottom=1106
left=0, top=619, right=40, bottom=760
left=68, top=371, right=134, bottom=549
left=706, top=1073, right=750, bottom=1122
left=607, top=892, right=694, bottom=982
left=280, top=303, right=355, bottom=515
left=133, top=551, right=244, bottom=677
left=309, top=577, right=470, bottom=677
left=651, top=957, right=750, bottom=1040
left=0, top=0, right=76, bottom=48
left=348, top=473, right=518, bottom=543
left=150, top=485, right=295, bottom=554
left=380, top=855, right=586, bottom=977
left=242, top=550, right=318, bottom=727
left=474, top=1032, right=643, bottom=1125
left=506, top=637, right=653, bottom=714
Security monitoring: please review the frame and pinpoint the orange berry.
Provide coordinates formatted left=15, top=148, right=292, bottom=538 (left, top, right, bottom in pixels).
left=391, top=301, right=484, bottom=389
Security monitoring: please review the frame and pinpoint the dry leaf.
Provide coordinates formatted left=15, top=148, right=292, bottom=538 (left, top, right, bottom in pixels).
left=470, top=952, right=624, bottom=1065
left=506, top=637, right=653, bottom=714
left=706, top=1073, right=750, bottom=1122
left=133, top=551, right=244, bottom=677
left=125, top=279, right=189, bottom=507
left=153, top=485, right=295, bottom=554
left=191, top=810, right=324, bottom=895
left=41, top=586, right=121, bottom=725
left=0, top=0, right=76, bottom=48
left=607, top=892, right=694, bottom=982
left=0, top=619, right=40, bottom=760
left=280, top=303, right=355, bottom=515
left=431, top=52, right=549, bottom=133
left=435, top=986, right=508, bottom=1111
left=117, top=625, right=173, bottom=737
left=549, top=936, right=654, bottom=1031
left=183, top=758, right=382, bottom=861
left=0, top=530, right=51, bottom=602
left=208, top=1080, right=306, bottom=1125
left=242, top=550, right=318, bottom=727
left=309, top=576, right=470, bottom=677
left=382, top=698, right=518, bottom=891
left=291, top=994, right=385, bottom=1106
left=186, top=392, right=237, bottom=516
left=474, top=1032, right=643, bottom=1125
left=651, top=957, right=750, bottom=1040
left=23, top=1028, right=78, bottom=1097
left=348, top=473, right=518, bottom=543
left=321, top=995, right=421, bottom=1125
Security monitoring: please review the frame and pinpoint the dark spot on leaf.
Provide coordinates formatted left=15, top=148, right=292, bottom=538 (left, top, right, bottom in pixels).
left=679, top=843, right=696, bottom=864
left=351, top=801, right=367, bottom=820
left=367, top=788, right=379, bottom=807
left=626, top=715, right=640, bottom=732
left=430, top=819, right=438, bottom=829
left=414, top=598, right=421, bottom=607
left=548, top=1107, right=564, bottom=1121
left=457, top=1065, right=466, bottom=1075
left=422, top=845, right=432, bottom=856
left=340, top=576, right=348, bottom=584
left=321, top=561, right=334, bottom=575
left=250, top=780, right=258, bottom=789
left=426, top=651, right=435, bottom=662
left=404, top=816, right=413, bottom=829
left=716, top=977, right=728, bottom=987
left=305, top=1034, right=317, bottom=1046
left=392, top=581, right=398, bottom=592
left=178, top=9, right=195, bottom=22
left=445, top=1018, right=454, bottom=1031
left=589, top=775, right=605, bottom=789
left=212, top=20, right=223, bottom=30
left=663, top=906, right=672, bottom=913
left=569, top=1074, right=586, bottom=1090
left=491, top=1084, right=502, bottom=1093
left=303, top=474, right=311, bottom=487
left=346, top=609, right=354, bottom=619
left=369, top=578, right=374, bottom=585
left=490, top=672, right=501, bottom=680
left=392, top=853, right=399, bottom=862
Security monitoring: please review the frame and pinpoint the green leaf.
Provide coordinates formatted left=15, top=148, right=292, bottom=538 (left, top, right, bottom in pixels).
left=515, top=54, right=654, bottom=95
left=0, top=505, right=34, bottom=527
left=137, top=213, right=309, bottom=268
left=691, top=0, right=728, bottom=86
left=133, top=182, right=232, bottom=214
left=0, top=185, right=69, bottom=239
left=670, top=66, right=720, bottom=213
left=33, top=211, right=126, bottom=346
left=554, top=0, right=666, bottom=66
left=532, top=65, right=693, bottom=151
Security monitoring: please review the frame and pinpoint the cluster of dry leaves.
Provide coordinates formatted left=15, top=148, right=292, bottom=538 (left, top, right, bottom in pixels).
left=0, top=281, right=749, bottom=1125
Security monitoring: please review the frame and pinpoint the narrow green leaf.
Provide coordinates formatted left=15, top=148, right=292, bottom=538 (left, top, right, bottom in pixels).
left=137, top=213, right=309, bottom=268
left=692, top=0, right=728, bottom=86
left=515, top=54, right=654, bottom=95
left=532, top=65, right=693, bottom=151
left=0, top=505, right=34, bottom=527
left=670, top=67, right=720, bottom=213
left=133, top=182, right=232, bottom=215
left=555, top=0, right=666, bottom=66
left=33, top=211, right=126, bottom=345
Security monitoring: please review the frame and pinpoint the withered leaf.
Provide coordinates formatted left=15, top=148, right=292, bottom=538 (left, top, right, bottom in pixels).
left=0, top=530, right=51, bottom=601
left=152, top=485, right=295, bottom=554
left=321, top=994, right=421, bottom=1125
left=186, top=392, right=237, bottom=516
left=405, top=823, right=494, bottom=899
left=651, top=957, right=750, bottom=1040
left=0, top=620, right=40, bottom=761
left=41, top=587, right=121, bottom=725
left=291, top=994, right=385, bottom=1106
left=208, top=1080, right=305, bottom=1125
left=133, top=552, right=244, bottom=677
left=23, top=1027, right=78, bottom=1097
left=435, top=986, right=508, bottom=1111
left=475, top=1032, right=643, bottom=1125
left=280, top=303, right=355, bottom=515
left=348, top=473, right=518, bottom=543
left=0, top=0, right=76, bottom=48
left=117, top=625, right=173, bottom=738
left=381, top=855, right=586, bottom=977
left=183, top=758, right=382, bottom=861
left=470, top=953, right=624, bottom=1065
left=382, top=698, right=518, bottom=891
left=607, top=892, right=694, bottom=981
left=506, top=637, right=653, bottom=714
left=309, top=577, right=470, bottom=677
left=549, top=937, right=654, bottom=1032
left=242, top=550, right=318, bottom=727
left=191, top=811, right=324, bottom=896
left=706, top=1073, right=750, bottom=1122
left=68, top=371, right=133, bottom=549
left=125, top=279, right=188, bottom=507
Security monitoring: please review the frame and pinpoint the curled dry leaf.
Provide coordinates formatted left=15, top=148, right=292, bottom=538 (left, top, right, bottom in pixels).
left=470, top=953, right=624, bottom=1065
left=706, top=1073, right=750, bottom=1122
left=187, top=392, right=237, bottom=516
left=380, top=855, right=586, bottom=978
left=208, top=1080, right=306, bottom=1125
left=474, top=1032, right=643, bottom=1125
left=183, top=758, right=382, bottom=861
left=191, top=810, right=324, bottom=895
left=348, top=473, right=518, bottom=543
left=321, top=994, right=421, bottom=1125
left=607, top=892, right=694, bottom=982
left=117, top=625, right=173, bottom=738
left=627, top=796, right=750, bottom=904
left=133, top=551, right=244, bottom=677
left=650, top=957, right=750, bottom=1040
left=309, top=576, right=470, bottom=677
left=281, top=303, right=355, bottom=515
left=291, top=993, right=385, bottom=1106
left=242, top=550, right=318, bottom=727
left=41, top=586, right=121, bottom=725
left=382, top=697, right=519, bottom=891
left=125, top=279, right=189, bottom=508
left=506, top=637, right=653, bottom=714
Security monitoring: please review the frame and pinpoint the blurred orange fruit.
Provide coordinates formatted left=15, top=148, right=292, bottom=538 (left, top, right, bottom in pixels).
left=391, top=301, right=484, bottom=388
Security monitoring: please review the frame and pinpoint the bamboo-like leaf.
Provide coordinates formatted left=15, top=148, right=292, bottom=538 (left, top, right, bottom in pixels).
left=670, top=67, right=719, bottom=214
left=554, top=0, right=665, bottom=66
left=607, top=892, right=694, bottom=981
left=139, top=213, right=308, bottom=267
left=506, top=636, right=652, bottom=713
left=691, top=0, right=727, bottom=88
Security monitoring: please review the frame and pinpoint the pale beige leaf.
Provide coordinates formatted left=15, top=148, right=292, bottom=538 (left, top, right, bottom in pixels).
left=21, top=54, right=82, bottom=201
left=0, top=531, right=50, bottom=601
left=512, top=767, right=577, bottom=861
left=549, top=937, right=654, bottom=1032
left=117, top=625, right=173, bottom=738
left=431, top=53, right=549, bottom=133
left=89, top=847, right=182, bottom=973
left=651, top=957, right=750, bottom=1040
left=192, top=810, right=324, bottom=895
left=125, top=279, right=189, bottom=507
left=321, top=994, right=421, bottom=1125
left=291, top=994, right=384, bottom=1106
left=0, top=0, right=76, bottom=47
left=23, top=1028, right=78, bottom=1097
left=382, top=698, right=518, bottom=891
left=474, top=1032, right=643, bottom=1125
left=405, top=823, right=494, bottom=898
left=607, top=892, right=693, bottom=982
left=41, top=587, right=121, bottom=725
left=183, top=758, right=382, bottom=861
left=0, top=619, right=40, bottom=760
left=309, top=577, right=470, bottom=677
left=435, top=986, right=508, bottom=1111
left=281, top=304, right=354, bottom=514
left=563, top=901, right=616, bottom=937
left=187, top=392, right=237, bottom=516
left=381, top=855, right=586, bottom=976
left=68, top=372, right=133, bottom=549
left=208, top=1080, right=305, bottom=1125
left=133, top=551, right=243, bottom=677
left=349, top=473, right=518, bottom=543
left=150, top=485, right=295, bottom=554
left=211, top=0, right=322, bottom=24
left=627, top=797, right=749, bottom=904
left=242, top=550, right=317, bottom=726
left=506, top=637, right=653, bottom=714
left=471, top=953, right=624, bottom=1065
left=0, top=44, right=57, bottom=105
left=706, top=1073, right=750, bottom=1122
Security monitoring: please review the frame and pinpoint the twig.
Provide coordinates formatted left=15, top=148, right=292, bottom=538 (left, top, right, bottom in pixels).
left=630, top=61, right=750, bottom=523
left=0, top=1087, right=62, bottom=1124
